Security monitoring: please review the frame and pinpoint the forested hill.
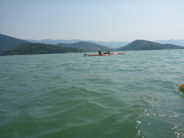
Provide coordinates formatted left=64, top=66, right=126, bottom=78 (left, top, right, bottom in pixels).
left=0, top=43, right=83, bottom=56
left=0, top=34, right=29, bottom=51
left=119, top=40, right=184, bottom=51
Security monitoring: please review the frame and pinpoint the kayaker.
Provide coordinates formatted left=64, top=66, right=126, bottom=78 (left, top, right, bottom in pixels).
left=98, top=50, right=102, bottom=55
left=104, top=49, right=110, bottom=54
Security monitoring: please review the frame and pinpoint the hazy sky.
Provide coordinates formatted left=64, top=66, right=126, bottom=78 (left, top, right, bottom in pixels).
left=0, top=0, right=184, bottom=41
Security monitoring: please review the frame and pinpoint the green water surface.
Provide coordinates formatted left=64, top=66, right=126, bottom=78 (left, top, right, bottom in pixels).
left=0, top=50, right=184, bottom=138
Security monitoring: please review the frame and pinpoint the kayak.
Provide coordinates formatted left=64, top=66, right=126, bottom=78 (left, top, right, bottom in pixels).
left=84, top=52, right=124, bottom=56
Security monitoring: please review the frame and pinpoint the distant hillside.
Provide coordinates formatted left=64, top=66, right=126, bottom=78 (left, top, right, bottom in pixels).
left=119, top=40, right=184, bottom=51
left=57, top=41, right=109, bottom=52
left=27, top=39, right=128, bottom=48
left=0, top=34, right=29, bottom=51
left=0, top=43, right=82, bottom=56
left=155, top=39, right=184, bottom=47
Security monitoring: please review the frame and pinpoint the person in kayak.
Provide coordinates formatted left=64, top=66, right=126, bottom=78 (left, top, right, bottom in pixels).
left=104, top=49, right=110, bottom=54
left=98, top=50, right=102, bottom=55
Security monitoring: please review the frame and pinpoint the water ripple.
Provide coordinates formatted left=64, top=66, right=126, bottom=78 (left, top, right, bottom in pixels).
left=0, top=50, right=184, bottom=138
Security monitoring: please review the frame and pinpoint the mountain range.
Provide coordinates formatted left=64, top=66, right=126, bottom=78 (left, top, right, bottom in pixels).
left=27, top=39, right=184, bottom=48
left=27, top=39, right=129, bottom=48
left=0, top=34, right=108, bottom=56
left=0, top=34, right=184, bottom=56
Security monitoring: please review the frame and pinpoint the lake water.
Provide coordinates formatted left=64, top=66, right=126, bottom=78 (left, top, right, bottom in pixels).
left=0, top=50, right=184, bottom=138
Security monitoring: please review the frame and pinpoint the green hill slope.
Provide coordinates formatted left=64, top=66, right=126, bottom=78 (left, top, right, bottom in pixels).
left=0, top=43, right=82, bottom=56
left=0, top=34, right=29, bottom=51
left=119, top=40, right=184, bottom=51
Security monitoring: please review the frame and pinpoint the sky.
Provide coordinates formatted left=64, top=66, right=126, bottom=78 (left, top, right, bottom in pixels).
left=0, top=0, right=184, bottom=41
